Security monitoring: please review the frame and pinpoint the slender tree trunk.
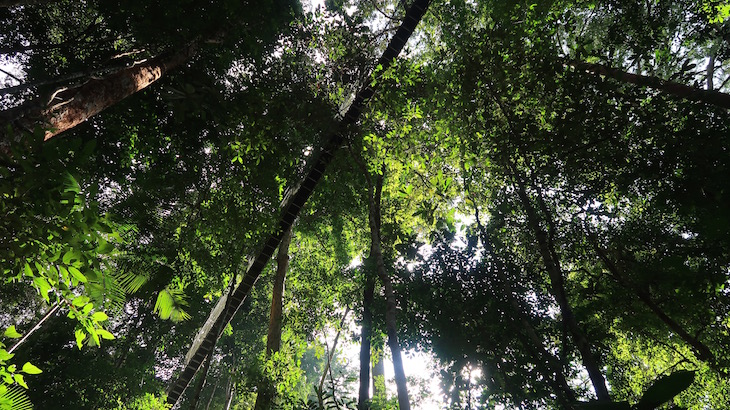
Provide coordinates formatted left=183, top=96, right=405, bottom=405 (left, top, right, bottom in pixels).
left=189, top=353, right=213, bottom=410
left=7, top=302, right=59, bottom=354
left=371, top=339, right=386, bottom=406
left=358, top=268, right=375, bottom=410
left=568, top=59, right=730, bottom=109
left=253, top=226, right=293, bottom=410
left=707, top=54, right=715, bottom=91
left=587, top=233, right=718, bottom=368
left=365, top=169, right=410, bottom=410
left=320, top=308, right=350, bottom=404
left=472, top=206, right=576, bottom=408
left=514, top=177, right=610, bottom=401
left=204, top=376, right=219, bottom=410
left=0, top=38, right=203, bottom=146
left=166, top=1, right=431, bottom=403
left=224, top=378, right=235, bottom=410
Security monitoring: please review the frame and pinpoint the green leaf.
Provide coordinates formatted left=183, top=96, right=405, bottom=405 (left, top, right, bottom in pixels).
left=4, top=326, right=22, bottom=339
left=97, top=329, right=115, bottom=340
left=32, top=277, right=52, bottom=302
left=91, top=312, right=108, bottom=322
left=23, top=263, right=33, bottom=277
left=0, top=349, right=14, bottom=361
left=21, top=362, right=42, bottom=374
left=13, top=373, right=27, bottom=389
left=74, top=329, right=86, bottom=349
left=637, top=370, right=695, bottom=409
left=68, top=266, right=87, bottom=283
left=96, top=240, right=114, bottom=254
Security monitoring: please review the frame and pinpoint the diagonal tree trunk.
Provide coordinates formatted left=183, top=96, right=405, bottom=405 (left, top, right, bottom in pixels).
left=365, top=168, right=410, bottom=410
left=253, top=225, right=293, bottom=410
left=189, top=353, right=213, bottom=410
left=319, top=308, right=350, bottom=407
left=164, top=0, right=431, bottom=405
left=513, top=176, right=610, bottom=401
left=1, top=40, right=201, bottom=146
left=568, top=59, right=730, bottom=109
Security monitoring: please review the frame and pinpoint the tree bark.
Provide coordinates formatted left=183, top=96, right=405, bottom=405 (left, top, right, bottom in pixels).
left=0, top=39, right=201, bottom=147
left=165, top=1, right=431, bottom=404
left=365, top=169, right=410, bottom=410
left=358, top=267, right=375, bottom=410
left=204, top=376, right=219, bottom=410
left=568, top=59, right=730, bottom=109
left=224, top=377, right=235, bottom=410
left=514, top=178, right=610, bottom=401
left=253, top=225, right=293, bottom=410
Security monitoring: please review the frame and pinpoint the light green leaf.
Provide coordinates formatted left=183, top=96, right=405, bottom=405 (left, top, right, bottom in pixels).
left=97, top=329, right=115, bottom=340
left=74, top=329, right=86, bottom=349
left=14, top=373, right=27, bottom=389
left=21, top=362, right=42, bottom=374
left=91, top=312, right=108, bottom=322
left=4, top=326, right=22, bottom=339
left=68, top=266, right=87, bottom=283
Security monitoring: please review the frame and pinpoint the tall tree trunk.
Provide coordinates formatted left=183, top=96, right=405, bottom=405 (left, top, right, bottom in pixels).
left=189, top=353, right=213, bottom=410
left=358, top=268, right=375, bottom=410
left=1, top=38, right=202, bottom=147
left=514, top=177, right=610, bottom=401
left=472, top=206, right=576, bottom=408
left=568, top=59, right=730, bottom=109
left=253, top=226, right=293, bottom=410
left=165, top=0, right=431, bottom=405
left=707, top=54, right=715, bottom=91
left=365, top=169, right=411, bottom=410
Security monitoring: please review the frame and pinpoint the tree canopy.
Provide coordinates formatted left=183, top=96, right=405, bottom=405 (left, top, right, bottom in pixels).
left=2, top=0, right=730, bottom=409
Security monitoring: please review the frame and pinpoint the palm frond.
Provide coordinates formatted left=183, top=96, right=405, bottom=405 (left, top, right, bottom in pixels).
left=153, top=287, right=191, bottom=322
left=0, top=384, right=33, bottom=410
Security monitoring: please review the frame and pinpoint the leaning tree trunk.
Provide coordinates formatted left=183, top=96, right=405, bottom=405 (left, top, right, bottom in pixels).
left=253, top=226, right=293, bottom=410
left=514, top=176, right=611, bottom=401
left=568, top=59, right=730, bottom=110
left=366, top=169, right=411, bottom=410
left=0, top=38, right=202, bottom=147
left=165, top=0, right=431, bottom=405
left=358, top=270, right=375, bottom=410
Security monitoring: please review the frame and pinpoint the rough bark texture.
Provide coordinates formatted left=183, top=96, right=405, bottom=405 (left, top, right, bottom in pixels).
left=165, top=0, right=431, bottom=404
left=570, top=60, right=730, bottom=109
left=253, top=226, right=293, bottom=410
left=358, top=273, right=374, bottom=410
left=1, top=40, right=201, bottom=153
left=366, top=171, right=410, bottom=410
left=515, top=179, right=610, bottom=401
